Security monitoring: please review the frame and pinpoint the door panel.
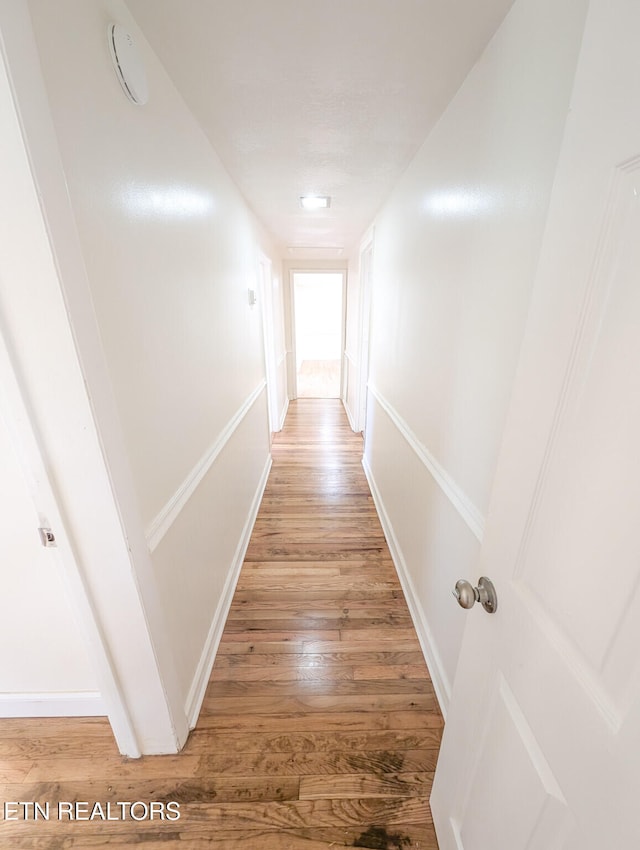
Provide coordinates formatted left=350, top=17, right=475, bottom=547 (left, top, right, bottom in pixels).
left=431, top=2, right=640, bottom=847
left=456, top=674, right=570, bottom=850
left=515, top=158, right=640, bottom=725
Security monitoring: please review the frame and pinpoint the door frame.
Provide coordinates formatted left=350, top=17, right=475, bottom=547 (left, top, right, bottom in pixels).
left=257, top=252, right=279, bottom=438
left=287, top=268, right=347, bottom=400
left=0, top=319, right=140, bottom=747
left=0, top=30, right=139, bottom=754
left=356, top=235, right=374, bottom=433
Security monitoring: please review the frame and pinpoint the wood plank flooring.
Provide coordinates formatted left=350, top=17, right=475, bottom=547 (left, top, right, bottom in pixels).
left=0, top=399, right=442, bottom=849
left=296, top=360, right=341, bottom=398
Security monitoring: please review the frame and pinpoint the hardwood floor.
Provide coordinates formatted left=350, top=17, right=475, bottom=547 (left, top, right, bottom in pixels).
left=296, top=360, right=341, bottom=398
left=0, top=399, right=442, bottom=849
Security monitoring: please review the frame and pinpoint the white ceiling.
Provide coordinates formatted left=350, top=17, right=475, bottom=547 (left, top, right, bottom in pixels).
left=127, top=0, right=514, bottom=255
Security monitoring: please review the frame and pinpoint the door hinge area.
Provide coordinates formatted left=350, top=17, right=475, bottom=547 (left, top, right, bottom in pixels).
left=38, top=527, right=57, bottom=548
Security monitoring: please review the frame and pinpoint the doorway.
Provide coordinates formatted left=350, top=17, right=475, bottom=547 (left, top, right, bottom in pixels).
left=292, top=272, right=344, bottom=398
left=258, top=253, right=279, bottom=437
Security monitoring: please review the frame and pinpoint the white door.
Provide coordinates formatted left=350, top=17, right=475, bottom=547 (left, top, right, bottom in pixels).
left=431, top=2, right=640, bottom=848
left=0, top=327, right=100, bottom=701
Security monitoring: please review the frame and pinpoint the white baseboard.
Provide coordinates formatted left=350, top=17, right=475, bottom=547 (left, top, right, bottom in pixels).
left=184, top=454, right=273, bottom=728
left=362, top=455, right=451, bottom=718
left=278, top=396, right=290, bottom=431
left=342, top=396, right=357, bottom=432
left=0, top=691, right=106, bottom=717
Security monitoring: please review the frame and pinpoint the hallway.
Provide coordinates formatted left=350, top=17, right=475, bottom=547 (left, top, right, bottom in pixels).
left=1, top=1, right=637, bottom=845
left=0, top=399, right=442, bottom=849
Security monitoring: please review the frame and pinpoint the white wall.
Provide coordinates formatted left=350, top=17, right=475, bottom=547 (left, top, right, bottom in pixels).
left=0, top=409, right=98, bottom=697
left=0, top=14, right=180, bottom=751
left=360, top=0, right=588, bottom=713
left=0, top=46, right=97, bottom=708
left=23, top=0, right=280, bottom=728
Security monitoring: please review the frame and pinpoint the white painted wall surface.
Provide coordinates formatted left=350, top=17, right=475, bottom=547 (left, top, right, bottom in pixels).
left=27, top=0, right=273, bottom=526
left=0, top=13, right=179, bottom=750
left=363, top=0, right=588, bottom=711
left=25, top=0, right=278, bottom=715
left=0, top=410, right=97, bottom=694
left=152, top=391, right=271, bottom=721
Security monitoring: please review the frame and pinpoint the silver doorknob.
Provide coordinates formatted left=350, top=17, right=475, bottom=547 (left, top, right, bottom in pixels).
left=452, top=577, right=497, bottom=613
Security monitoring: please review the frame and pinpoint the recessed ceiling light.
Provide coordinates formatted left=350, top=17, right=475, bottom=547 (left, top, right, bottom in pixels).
left=300, top=195, right=331, bottom=210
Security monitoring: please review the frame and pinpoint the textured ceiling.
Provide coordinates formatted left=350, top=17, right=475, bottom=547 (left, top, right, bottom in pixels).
left=127, top=0, right=514, bottom=255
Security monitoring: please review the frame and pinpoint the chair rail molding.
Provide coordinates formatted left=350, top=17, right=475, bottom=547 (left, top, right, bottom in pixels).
left=368, top=384, right=486, bottom=542
left=146, top=380, right=267, bottom=552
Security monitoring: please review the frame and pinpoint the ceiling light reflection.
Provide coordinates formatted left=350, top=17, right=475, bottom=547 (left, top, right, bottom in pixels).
left=423, top=189, right=493, bottom=220
left=121, top=183, right=215, bottom=219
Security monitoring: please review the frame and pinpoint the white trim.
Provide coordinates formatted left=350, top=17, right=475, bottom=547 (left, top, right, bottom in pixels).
left=343, top=395, right=357, bottom=432
left=0, top=692, right=106, bottom=717
left=185, top=454, right=272, bottom=728
left=356, top=235, right=374, bottom=433
left=368, top=384, right=485, bottom=542
left=363, top=455, right=451, bottom=717
left=358, top=225, right=375, bottom=255
left=288, top=268, right=347, bottom=401
left=146, top=382, right=267, bottom=552
left=258, top=252, right=280, bottom=436
left=343, top=349, right=359, bottom=431
left=277, top=350, right=287, bottom=367
left=0, top=330, right=138, bottom=747
left=278, top=396, right=290, bottom=431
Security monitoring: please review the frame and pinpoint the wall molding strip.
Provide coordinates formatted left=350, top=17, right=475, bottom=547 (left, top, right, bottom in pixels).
left=344, top=349, right=358, bottom=365
left=184, top=454, right=272, bottom=728
left=368, top=384, right=485, bottom=542
left=278, top=397, right=290, bottom=431
left=146, top=381, right=267, bottom=552
left=363, top=456, right=451, bottom=717
left=342, top=396, right=357, bottom=432
left=0, top=692, right=106, bottom=718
